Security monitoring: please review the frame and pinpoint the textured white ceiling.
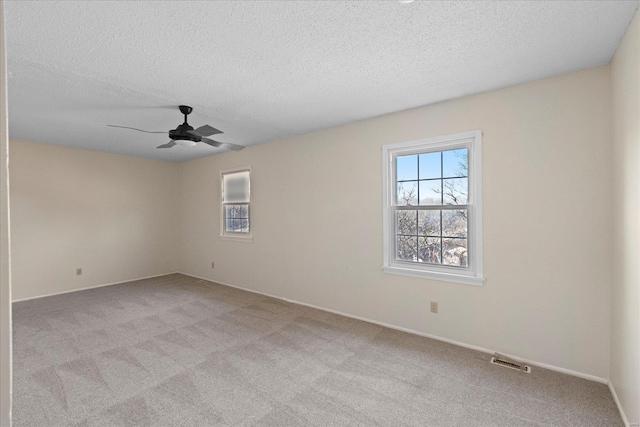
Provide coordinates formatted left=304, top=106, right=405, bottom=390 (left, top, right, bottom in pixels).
left=5, top=1, right=639, bottom=163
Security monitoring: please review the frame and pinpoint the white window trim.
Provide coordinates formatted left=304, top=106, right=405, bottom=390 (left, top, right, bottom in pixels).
left=382, top=131, right=484, bottom=286
left=220, top=166, right=253, bottom=242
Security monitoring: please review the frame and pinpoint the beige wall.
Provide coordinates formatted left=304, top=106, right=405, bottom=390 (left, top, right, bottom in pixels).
left=611, top=9, right=640, bottom=426
left=9, top=140, right=179, bottom=301
left=0, top=1, right=12, bottom=424
left=177, top=66, right=612, bottom=380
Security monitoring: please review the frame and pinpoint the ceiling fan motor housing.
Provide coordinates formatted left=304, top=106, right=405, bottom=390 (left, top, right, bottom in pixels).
left=169, top=123, right=200, bottom=142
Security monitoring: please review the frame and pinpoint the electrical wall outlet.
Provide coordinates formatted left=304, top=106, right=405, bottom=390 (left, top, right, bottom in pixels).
left=430, top=301, right=438, bottom=314
left=76, top=268, right=82, bottom=276
left=211, top=261, right=215, bottom=269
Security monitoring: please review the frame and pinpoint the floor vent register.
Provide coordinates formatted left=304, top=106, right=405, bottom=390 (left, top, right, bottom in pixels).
left=490, top=353, right=531, bottom=373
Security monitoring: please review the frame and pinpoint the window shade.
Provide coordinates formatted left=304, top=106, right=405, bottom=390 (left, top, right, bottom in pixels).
left=223, top=171, right=250, bottom=203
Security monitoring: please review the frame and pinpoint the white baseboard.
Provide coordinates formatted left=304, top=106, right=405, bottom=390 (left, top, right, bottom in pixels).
left=11, top=272, right=179, bottom=303
left=179, top=271, right=609, bottom=385
left=609, top=381, right=634, bottom=427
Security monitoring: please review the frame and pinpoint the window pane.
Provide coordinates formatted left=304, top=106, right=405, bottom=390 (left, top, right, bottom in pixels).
left=396, top=235, right=417, bottom=262
left=419, top=180, right=442, bottom=205
left=239, top=206, right=245, bottom=218
left=226, top=205, right=247, bottom=219
left=223, top=171, right=250, bottom=203
left=419, top=152, right=441, bottom=180
left=443, top=149, right=468, bottom=178
left=442, top=238, right=468, bottom=267
left=442, top=210, right=467, bottom=238
left=442, top=178, right=468, bottom=205
left=225, top=205, right=250, bottom=233
left=237, top=219, right=249, bottom=232
left=226, top=205, right=249, bottom=219
left=396, top=155, right=417, bottom=181
left=396, top=210, right=417, bottom=235
left=418, top=237, right=441, bottom=264
left=397, top=182, right=418, bottom=206
left=418, top=210, right=440, bottom=236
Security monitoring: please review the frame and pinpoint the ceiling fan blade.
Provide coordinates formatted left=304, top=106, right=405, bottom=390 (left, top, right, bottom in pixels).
left=221, top=142, right=245, bottom=151
left=201, top=138, right=245, bottom=151
left=200, top=137, right=223, bottom=148
left=192, top=124, right=223, bottom=137
left=107, top=125, right=167, bottom=134
left=156, top=140, right=177, bottom=149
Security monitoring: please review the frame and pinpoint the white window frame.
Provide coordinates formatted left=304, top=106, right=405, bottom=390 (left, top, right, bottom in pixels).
left=220, top=166, right=252, bottom=242
left=382, top=130, right=484, bottom=286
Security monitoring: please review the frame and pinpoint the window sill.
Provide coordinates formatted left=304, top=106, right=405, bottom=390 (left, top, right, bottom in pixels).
left=383, top=266, right=484, bottom=286
left=219, top=234, right=253, bottom=242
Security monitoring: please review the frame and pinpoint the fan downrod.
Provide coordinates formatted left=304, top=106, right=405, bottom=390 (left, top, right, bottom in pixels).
left=179, top=105, right=193, bottom=124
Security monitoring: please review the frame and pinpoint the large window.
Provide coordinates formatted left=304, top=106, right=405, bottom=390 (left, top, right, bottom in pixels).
left=382, top=131, right=483, bottom=285
left=221, top=167, right=251, bottom=240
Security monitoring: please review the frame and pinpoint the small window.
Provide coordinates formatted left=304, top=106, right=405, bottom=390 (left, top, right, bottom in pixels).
left=221, top=167, right=251, bottom=240
left=382, top=131, right=483, bottom=285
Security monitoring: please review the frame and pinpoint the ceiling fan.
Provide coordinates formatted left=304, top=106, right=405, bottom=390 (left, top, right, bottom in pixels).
left=107, top=105, right=245, bottom=151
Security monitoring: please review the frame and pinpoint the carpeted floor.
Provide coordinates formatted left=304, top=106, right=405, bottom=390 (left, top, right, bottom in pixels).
left=12, top=273, right=622, bottom=426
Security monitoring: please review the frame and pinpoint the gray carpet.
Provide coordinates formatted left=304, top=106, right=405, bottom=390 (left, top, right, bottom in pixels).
left=12, top=274, right=622, bottom=426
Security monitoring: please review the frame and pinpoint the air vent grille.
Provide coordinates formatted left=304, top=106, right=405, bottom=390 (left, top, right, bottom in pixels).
left=490, top=353, right=531, bottom=373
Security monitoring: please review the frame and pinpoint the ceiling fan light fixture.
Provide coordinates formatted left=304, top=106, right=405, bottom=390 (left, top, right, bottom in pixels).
left=175, top=139, right=197, bottom=147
